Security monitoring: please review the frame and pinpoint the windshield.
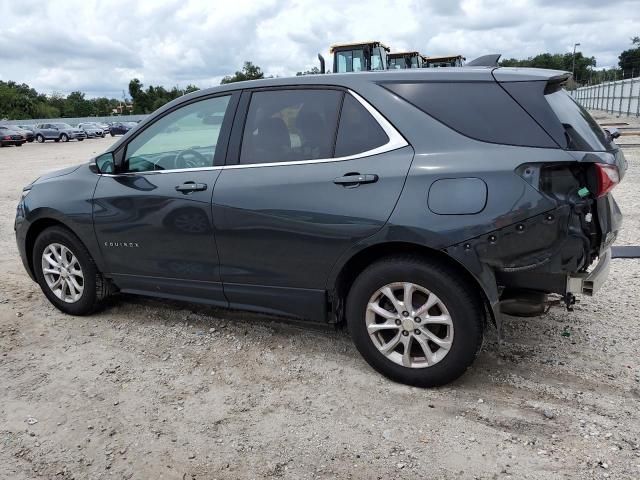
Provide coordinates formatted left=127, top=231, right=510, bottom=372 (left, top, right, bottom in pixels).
left=545, top=89, right=612, bottom=151
left=336, top=49, right=365, bottom=72
left=125, top=122, right=138, bottom=127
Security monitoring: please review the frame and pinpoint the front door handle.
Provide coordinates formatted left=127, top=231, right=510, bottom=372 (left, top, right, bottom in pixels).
left=175, top=182, right=207, bottom=193
left=333, top=173, right=378, bottom=186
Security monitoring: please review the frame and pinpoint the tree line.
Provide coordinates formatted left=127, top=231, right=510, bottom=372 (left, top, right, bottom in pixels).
left=500, top=37, right=640, bottom=85
left=0, top=81, right=123, bottom=120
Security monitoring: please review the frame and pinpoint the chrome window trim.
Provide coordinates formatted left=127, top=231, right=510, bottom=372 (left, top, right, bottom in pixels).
left=99, top=89, right=408, bottom=177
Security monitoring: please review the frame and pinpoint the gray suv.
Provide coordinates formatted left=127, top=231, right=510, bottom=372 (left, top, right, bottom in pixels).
left=34, top=123, right=87, bottom=143
left=14, top=68, right=625, bottom=387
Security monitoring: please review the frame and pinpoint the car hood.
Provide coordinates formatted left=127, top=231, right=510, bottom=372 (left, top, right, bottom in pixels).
left=32, top=164, right=83, bottom=185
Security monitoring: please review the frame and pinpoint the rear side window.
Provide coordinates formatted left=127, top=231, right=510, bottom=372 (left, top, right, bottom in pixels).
left=383, top=82, right=557, bottom=148
left=335, top=94, right=388, bottom=157
left=240, top=89, right=342, bottom=164
left=544, top=89, right=612, bottom=151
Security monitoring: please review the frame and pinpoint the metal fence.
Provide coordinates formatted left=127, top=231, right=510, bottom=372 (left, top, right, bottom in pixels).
left=0, top=114, right=149, bottom=127
left=572, top=75, right=640, bottom=117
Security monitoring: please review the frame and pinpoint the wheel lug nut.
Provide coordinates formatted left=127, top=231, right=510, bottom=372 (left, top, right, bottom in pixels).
left=395, top=319, right=401, bottom=326
left=414, top=317, right=421, bottom=323
left=414, top=329, right=421, bottom=335
left=402, top=330, right=409, bottom=336
left=402, top=311, right=409, bottom=317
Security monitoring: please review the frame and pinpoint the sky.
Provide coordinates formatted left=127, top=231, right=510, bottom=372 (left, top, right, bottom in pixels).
left=0, top=0, right=638, bottom=99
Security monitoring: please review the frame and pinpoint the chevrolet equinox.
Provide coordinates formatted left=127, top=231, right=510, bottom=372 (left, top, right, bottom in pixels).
left=15, top=68, right=625, bottom=386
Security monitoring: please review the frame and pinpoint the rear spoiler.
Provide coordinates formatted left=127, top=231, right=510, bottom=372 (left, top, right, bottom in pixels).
left=466, top=54, right=501, bottom=67
left=544, top=72, right=571, bottom=94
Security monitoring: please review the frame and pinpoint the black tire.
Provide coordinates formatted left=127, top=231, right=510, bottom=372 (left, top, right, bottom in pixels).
left=60, top=133, right=69, bottom=142
left=33, top=226, right=108, bottom=315
left=346, top=255, right=485, bottom=387
left=54, top=139, right=60, bottom=143
left=36, top=134, right=44, bottom=143
left=78, top=138, right=84, bottom=141
left=16, top=143, right=22, bottom=147
left=110, top=131, right=115, bottom=137
left=28, top=138, right=34, bottom=143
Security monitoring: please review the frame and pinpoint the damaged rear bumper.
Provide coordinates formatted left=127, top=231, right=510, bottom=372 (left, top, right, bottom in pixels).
left=566, top=248, right=611, bottom=296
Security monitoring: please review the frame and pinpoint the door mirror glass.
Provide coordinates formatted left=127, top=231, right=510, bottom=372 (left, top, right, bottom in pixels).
left=95, top=152, right=115, bottom=174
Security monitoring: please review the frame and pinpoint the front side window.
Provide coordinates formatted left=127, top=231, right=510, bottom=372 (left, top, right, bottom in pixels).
left=240, top=89, right=342, bottom=164
left=123, top=95, right=231, bottom=172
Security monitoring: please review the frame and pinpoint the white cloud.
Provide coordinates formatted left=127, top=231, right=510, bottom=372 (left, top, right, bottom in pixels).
left=0, top=0, right=637, bottom=98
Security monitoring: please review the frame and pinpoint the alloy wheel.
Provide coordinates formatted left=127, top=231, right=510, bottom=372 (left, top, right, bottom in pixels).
left=41, top=243, right=84, bottom=303
left=366, top=282, right=454, bottom=368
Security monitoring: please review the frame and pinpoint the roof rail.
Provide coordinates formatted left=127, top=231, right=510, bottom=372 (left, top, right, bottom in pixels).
left=466, top=54, right=502, bottom=67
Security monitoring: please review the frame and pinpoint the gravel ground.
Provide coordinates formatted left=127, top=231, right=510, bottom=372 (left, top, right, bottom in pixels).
left=1, top=132, right=639, bottom=480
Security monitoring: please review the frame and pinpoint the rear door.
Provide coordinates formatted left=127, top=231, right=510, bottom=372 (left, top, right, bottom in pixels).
left=212, top=87, right=413, bottom=321
left=92, top=93, right=238, bottom=303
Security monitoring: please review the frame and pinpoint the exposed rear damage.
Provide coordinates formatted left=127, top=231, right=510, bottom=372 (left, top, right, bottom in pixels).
left=452, top=102, right=625, bottom=317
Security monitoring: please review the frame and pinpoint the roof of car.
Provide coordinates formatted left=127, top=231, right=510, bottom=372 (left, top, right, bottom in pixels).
left=104, top=66, right=569, bottom=154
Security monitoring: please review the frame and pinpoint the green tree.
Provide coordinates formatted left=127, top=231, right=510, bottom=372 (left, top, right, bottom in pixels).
left=500, top=52, right=596, bottom=82
left=296, top=66, right=321, bottom=76
left=184, top=84, right=200, bottom=94
left=221, top=61, right=265, bottom=84
left=618, top=36, right=640, bottom=77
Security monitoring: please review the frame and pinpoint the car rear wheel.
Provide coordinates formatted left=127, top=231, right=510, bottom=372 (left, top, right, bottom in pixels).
left=33, top=226, right=108, bottom=315
left=16, top=143, right=22, bottom=147
left=60, top=133, right=69, bottom=142
left=346, top=256, right=484, bottom=387
left=110, top=131, right=115, bottom=137
left=36, top=134, right=44, bottom=143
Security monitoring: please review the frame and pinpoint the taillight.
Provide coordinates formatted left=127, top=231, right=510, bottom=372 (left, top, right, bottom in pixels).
left=595, top=164, right=619, bottom=197
left=3, top=135, right=11, bottom=140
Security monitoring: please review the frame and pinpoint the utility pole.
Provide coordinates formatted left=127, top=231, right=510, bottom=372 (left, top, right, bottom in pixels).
left=572, top=42, right=581, bottom=80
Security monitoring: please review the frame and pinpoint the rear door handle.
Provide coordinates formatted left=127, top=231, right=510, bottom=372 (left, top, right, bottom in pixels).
left=333, top=173, right=378, bottom=186
left=175, top=182, right=207, bottom=193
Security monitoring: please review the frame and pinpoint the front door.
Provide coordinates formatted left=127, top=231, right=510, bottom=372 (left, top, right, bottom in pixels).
left=93, top=93, right=237, bottom=303
left=212, top=88, right=413, bottom=320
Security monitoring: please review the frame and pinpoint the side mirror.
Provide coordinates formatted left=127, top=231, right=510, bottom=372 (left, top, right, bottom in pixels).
left=605, top=127, right=620, bottom=140
left=94, top=152, right=115, bottom=174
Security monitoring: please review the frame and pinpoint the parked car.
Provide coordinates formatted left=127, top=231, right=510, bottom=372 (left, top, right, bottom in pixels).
left=77, top=122, right=106, bottom=138
left=33, top=123, right=87, bottom=143
left=6, top=125, right=34, bottom=142
left=96, top=122, right=111, bottom=134
left=15, top=125, right=36, bottom=142
left=15, top=68, right=625, bottom=387
left=108, top=121, right=137, bottom=136
left=0, top=125, right=26, bottom=147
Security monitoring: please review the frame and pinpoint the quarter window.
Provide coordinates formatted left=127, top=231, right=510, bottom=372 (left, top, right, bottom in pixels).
left=123, top=95, right=231, bottom=172
left=334, top=94, right=389, bottom=157
left=239, top=89, right=342, bottom=164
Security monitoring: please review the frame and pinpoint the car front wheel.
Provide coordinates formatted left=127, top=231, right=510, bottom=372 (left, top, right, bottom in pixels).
left=33, top=226, right=108, bottom=315
left=346, top=256, right=484, bottom=387
left=36, top=134, right=44, bottom=143
left=60, top=133, right=69, bottom=142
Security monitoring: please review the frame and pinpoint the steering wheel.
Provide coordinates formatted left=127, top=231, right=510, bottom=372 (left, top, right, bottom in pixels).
left=174, top=149, right=209, bottom=169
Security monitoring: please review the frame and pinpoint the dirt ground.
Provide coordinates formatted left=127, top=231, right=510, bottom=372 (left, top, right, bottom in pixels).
left=1, top=122, right=639, bottom=479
